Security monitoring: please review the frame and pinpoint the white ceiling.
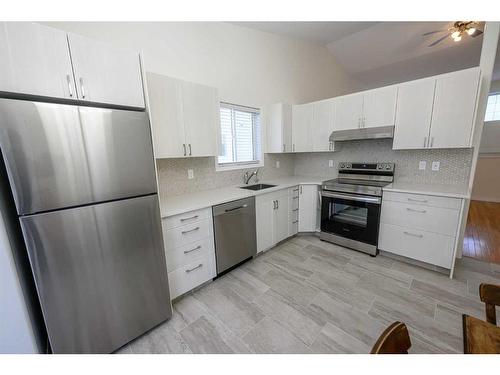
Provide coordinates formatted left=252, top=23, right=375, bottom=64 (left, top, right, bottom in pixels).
left=231, top=22, right=378, bottom=45
left=233, top=22, right=490, bottom=88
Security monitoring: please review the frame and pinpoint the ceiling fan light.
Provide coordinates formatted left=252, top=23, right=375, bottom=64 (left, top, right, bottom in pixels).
left=451, top=31, right=461, bottom=39
left=453, top=35, right=462, bottom=42
left=467, top=27, right=476, bottom=35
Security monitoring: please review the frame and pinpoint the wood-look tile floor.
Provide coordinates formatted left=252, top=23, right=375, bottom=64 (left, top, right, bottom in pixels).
left=116, top=235, right=500, bottom=354
left=463, top=200, right=500, bottom=264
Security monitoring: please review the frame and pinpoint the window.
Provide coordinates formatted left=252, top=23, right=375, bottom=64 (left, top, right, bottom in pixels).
left=217, top=102, right=262, bottom=170
left=485, top=93, right=500, bottom=121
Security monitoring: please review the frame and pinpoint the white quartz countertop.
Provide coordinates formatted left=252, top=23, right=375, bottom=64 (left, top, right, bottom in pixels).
left=160, top=175, right=330, bottom=218
left=383, top=182, right=470, bottom=199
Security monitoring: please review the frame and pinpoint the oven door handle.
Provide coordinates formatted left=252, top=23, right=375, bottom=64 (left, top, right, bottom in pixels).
left=321, top=191, right=381, bottom=204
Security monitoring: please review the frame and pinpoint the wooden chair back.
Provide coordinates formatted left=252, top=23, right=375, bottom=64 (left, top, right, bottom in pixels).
left=370, top=321, right=411, bottom=354
left=479, top=283, right=500, bottom=325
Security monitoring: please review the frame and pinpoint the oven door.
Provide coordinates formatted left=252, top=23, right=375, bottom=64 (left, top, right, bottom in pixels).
left=320, top=190, right=381, bottom=246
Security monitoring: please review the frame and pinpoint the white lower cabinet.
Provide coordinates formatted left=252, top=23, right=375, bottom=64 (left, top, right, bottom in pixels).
left=378, top=191, right=462, bottom=269
left=162, top=207, right=216, bottom=299
left=298, top=185, right=319, bottom=232
left=288, top=186, right=300, bottom=236
left=256, top=188, right=292, bottom=253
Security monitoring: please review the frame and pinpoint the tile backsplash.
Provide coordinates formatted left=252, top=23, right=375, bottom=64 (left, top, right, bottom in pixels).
left=293, top=139, right=473, bottom=186
left=156, top=153, right=294, bottom=199
left=157, top=139, right=474, bottom=199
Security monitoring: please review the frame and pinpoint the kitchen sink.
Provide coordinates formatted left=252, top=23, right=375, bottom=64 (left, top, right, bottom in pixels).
left=240, top=184, right=277, bottom=191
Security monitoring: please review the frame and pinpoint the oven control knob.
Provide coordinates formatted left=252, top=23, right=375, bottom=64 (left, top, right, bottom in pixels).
left=377, top=164, right=383, bottom=169
left=346, top=163, right=351, bottom=169
left=385, top=165, right=391, bottom=170
left=340, top=163, right=345, bottom=169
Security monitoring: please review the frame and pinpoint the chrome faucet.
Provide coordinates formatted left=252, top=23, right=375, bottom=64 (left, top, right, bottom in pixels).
left=243, top=169, right=260, bottom=185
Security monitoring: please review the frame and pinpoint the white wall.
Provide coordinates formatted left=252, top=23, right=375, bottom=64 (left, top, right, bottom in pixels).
left=43, top=22, right=359, bottom=108
left=472, top=80, right=500, bottom=201
left=471, top=155, right=500, bottom=202
left=0, top=209, right=39, bottom=353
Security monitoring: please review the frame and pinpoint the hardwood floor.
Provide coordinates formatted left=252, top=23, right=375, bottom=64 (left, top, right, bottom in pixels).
left=464, top=200, right=500, bottom=264
left=115, top=235, right=500, bottom=354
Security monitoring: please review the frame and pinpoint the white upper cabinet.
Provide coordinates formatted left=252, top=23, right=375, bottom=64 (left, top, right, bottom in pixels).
left=393, top=67, right=480, bottom=150
left=292, top=103, right=313, bottom=152
left=0, top=22, right=76, bottom=100
left=181, top=80, right=219, bottom=157
left=363, top=86, right=398, bottom=128
left=334, top=93, right=364, bottom=131
left=67, top=33, right=145, bottom=108
left=311, top=99, right=335, bottom=151
left=266, top=103, right=292, bottom=153
left=429, top=67, right=480, bottom=149
left=146, top=73, right=185, bottom=158
left=393, top=78, right=435, bottom=150
left=146, top=73, right=219, bottom=159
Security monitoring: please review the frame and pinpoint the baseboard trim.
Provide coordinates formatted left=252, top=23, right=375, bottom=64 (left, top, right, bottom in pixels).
left=470, top=196, right=500, bottom=203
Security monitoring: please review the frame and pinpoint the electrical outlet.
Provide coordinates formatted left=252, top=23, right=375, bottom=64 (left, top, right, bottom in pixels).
left=329, top=160, right=334, bottom=167
left=432, top=161, right=440, bottom=171
left=276, top=161, right=280, bottom=168
left=419, top=161, right=427, bottom=170
left=188, top=169, right=194, bottom=179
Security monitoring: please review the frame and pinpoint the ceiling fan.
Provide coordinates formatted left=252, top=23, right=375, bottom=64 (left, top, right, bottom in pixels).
left=423, top=21, right=483, bottom=47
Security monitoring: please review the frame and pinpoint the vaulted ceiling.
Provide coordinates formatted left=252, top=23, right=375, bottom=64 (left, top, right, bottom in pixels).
left=233, top=22, right=495, bottom=88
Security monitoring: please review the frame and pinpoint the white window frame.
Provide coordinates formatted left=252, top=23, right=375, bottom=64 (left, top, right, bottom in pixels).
left=485, top=92, right=500, bottom=122
left=215, top=102, right=264, bottom=172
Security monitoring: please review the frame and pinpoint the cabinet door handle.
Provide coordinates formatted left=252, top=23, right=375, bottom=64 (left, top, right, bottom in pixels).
left=79, top=77, right=86, bottom=99
left=183, top=144, right=187, bottom=156
left=180, top=215, right=198, bottom=222
left=293, top=188, right=299, bottom=192
left=66, top=75, right=73, bottom=97
left=407, top=197, right=428, bottom=203
left=184, top=245, right=202, bottom=254
left=189, top=144, right=192, bottom=156
left=403, top=231, right=423, bottom=238
left=300, top=186, right=303, bottom=194
left=406, top=207, right=427, bottom=213
left=292, top=220, right=299, bottom=224
left=424, top=137, right=427, bottom=148
left=181, top=227, right=199, bottom=235
left=283, top=144, right=286, bottom=152
left=185, top=264, right=203, bottom=273
left=292, top=208, right=299, bottom=212
left=292, top=196, right=299, bottom=200
left=430, top=137, right=434, bottom=147
left=276, top=200, right=279, bottom=209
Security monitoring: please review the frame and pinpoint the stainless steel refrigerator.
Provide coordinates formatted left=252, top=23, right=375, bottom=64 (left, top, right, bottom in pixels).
left=0, top=98, right=172, bottom=353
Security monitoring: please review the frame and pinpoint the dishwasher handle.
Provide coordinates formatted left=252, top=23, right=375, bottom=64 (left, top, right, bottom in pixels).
left=224, top=204, right=248, bottom=213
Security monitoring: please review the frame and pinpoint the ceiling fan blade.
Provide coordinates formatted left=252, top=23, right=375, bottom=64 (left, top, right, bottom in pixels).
left=471, top=29, right=484, bottom=38
left=422, top=30, right=447, bottom=36
left=428, top=34, right=449, bottom=47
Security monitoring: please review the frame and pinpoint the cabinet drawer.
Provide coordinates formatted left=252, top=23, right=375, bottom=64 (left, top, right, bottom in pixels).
left=380, top=200, right=460, bottom=236
left=168, top=254, right=216, bottom=299
left=163, top=207, right=211, bottom=230
left=383, top=191, right=462, bottom=210
left=165, top=237, right=215, bottom=272
left=378, top=223, right=455, bottom=269
left=163, top=218, right=212, bottom=250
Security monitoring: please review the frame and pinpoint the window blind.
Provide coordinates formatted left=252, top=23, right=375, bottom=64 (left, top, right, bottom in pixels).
left=218, top=103, right=261, bottom=166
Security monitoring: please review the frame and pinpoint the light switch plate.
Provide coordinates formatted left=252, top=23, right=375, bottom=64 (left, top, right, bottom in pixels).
left=276, top=161, right=280, bottom=168
left=419, top=161, right=426, bottom=170
left=188, top=169, right=194, bottom=179
left=329, top=160, right=334, bottom=167
left=432, top=161, right=440, bottom=171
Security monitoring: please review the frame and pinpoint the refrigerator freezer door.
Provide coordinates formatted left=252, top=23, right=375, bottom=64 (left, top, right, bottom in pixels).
left=0, top=99, right=157, bottom=215
left=20, top=195, right=171, bottom=353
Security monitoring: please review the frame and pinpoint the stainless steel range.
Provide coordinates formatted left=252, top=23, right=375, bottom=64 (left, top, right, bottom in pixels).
left=320, top=162, right=395, bottom=256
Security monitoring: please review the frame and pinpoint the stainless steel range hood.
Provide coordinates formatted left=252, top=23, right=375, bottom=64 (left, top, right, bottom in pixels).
left=329, top=125, right=394, bottom=142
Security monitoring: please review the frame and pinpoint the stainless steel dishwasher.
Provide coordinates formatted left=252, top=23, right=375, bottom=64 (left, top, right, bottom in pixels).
left=212, top=197, right=257, bottom=275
